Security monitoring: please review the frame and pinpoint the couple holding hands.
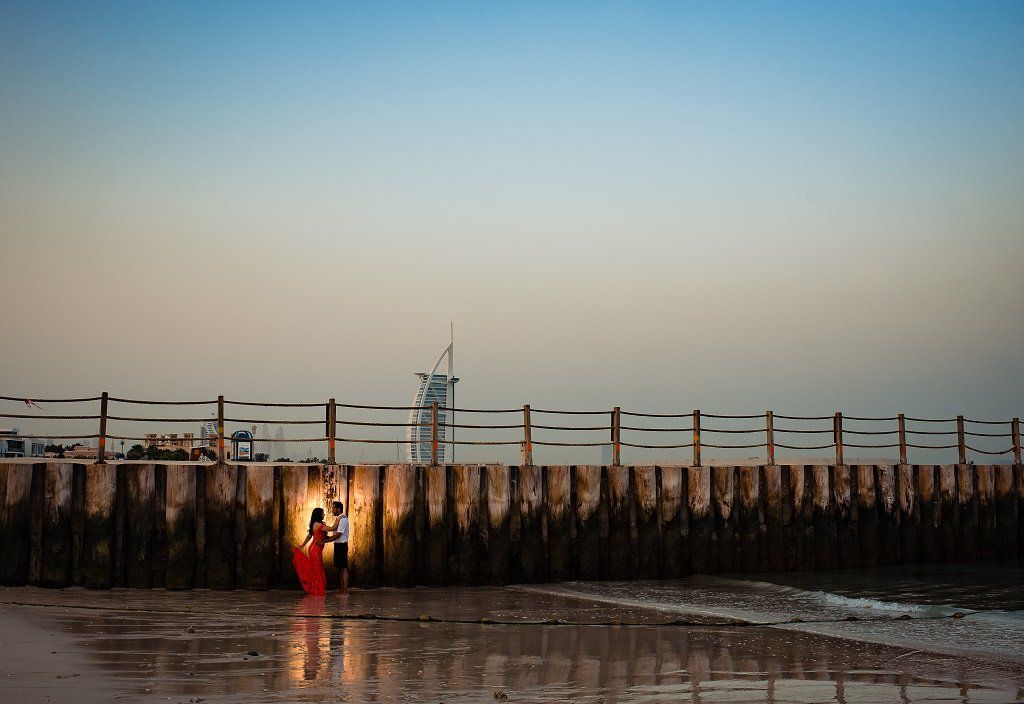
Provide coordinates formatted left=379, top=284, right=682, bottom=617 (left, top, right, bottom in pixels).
left=292, top=501, right=349, bottom=596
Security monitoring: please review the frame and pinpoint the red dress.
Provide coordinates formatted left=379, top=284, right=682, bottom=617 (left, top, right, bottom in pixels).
left=293, top=525, right=328, bottom=596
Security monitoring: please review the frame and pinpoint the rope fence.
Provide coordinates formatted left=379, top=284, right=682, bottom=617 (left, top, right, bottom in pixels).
left=0, top=393, right=1020, bottom=467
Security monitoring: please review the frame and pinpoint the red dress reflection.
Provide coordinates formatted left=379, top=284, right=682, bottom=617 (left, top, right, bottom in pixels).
left=293, top=526, right=328, bottom=596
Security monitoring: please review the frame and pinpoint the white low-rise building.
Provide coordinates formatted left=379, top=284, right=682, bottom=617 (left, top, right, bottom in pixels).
left=0, top=428, right=45, bottom=458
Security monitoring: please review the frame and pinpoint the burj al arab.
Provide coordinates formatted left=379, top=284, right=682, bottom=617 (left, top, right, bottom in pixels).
left=407, top=328, right=459, bottom=463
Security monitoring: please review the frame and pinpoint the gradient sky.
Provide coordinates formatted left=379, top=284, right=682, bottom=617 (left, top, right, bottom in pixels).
left=2, top=2, right=1022, bottom=459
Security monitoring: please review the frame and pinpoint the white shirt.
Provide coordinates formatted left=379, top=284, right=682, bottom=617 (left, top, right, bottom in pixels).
left=335, top=515, right=349, bottom=543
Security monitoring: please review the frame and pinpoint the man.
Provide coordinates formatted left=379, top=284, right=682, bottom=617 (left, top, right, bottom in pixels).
left=326, top=500, right=349, bottom=593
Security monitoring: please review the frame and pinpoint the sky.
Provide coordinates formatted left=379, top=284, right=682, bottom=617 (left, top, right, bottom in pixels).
left=1, top=2, right=1022, bottom=462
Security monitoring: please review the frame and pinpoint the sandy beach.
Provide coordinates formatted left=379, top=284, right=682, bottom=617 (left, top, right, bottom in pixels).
left=2, top=582, right=1022, bottom=704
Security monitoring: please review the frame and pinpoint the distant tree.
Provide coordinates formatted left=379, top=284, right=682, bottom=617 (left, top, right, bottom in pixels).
left=300, top=457, right=323, bottom=464
left=44, top=444, right=66, bottom=457
left=254, top=453, right=269, bottom=462
left=126, top=444, right=146, bottom=460
left=169, top=449, right=188, bottom=461
left=274, top=457, right=292, bottom=463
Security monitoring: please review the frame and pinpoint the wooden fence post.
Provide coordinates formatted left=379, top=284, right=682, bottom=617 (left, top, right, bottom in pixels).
left=898, top=413, right=907, bottom=465
left=1013, top=418, right=1021, bottom=465
left=957, top=415, right=966, bottom=465
left=327, top=398, right=336, bottom=465
left=834, top=412, right=844, bottom=466
left=430, top=401, right=439, bottom=466
left=521, top=404, right=533, bottom=466
left=693, top=409, right=701, bottom=467
left=217, top=395, right=225, bottom=464
left=766, top=411, right=775, bottom=465
left=97, top=392, right=109, bottom=464
left=612, top=406, right=621, bottom=466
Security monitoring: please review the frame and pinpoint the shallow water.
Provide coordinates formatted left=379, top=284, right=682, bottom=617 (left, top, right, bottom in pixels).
left=1, top=559, right=1023, bottom=703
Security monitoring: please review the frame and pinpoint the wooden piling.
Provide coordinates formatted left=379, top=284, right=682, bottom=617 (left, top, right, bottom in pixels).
left=763, top=464, right=785, bottom=571
left=606, top=465, right=632, bottom=580
left=204, top=463, right=238, bottom=589
left=855, top=465, right=878, bottom=568
left=349, top=465, right=382, bottom=588
left=634, top=465, right=660, bottom=579
left=452, top=464, right=481, bottom=585
left=0, top=463, right=34, bottom=585
left=976, top=465, right=996, bottom=560
left=994, top=465, right=1017, bottom=558
left=80, top=463, right=117, bottom=588
left=897, top=464, right=918, bottom=564
left=811, top=465, right=836, bottom=569
left=713, top=466, right=737, bottom=573
left=738, top=466, right=762, bottom=572
left=244, top=465, right=275, bottom=589
left=876, top=465, right=899, bottom=565
left=383, top=464, right=416, bottom=586
left=424, top=464, right=448, bottom=585
left=516, top=464, right=544, bottom=582
left=687, top=466, right=712, bottom=574
left=123, top=464, right=156, bottom=588
left=917, top=465, right=938, bottom=563
left=545, top=465, right=572, bottom=581
left=937, top=465, right=958, bottom=561
left=485, top=465, right=511, bottom=584
left=279, top=464, right=309, bottom=588
left=165, top=464, right=196, bottom=589
left=956, top=463, right=978, bottom=561
left=41, top=463, right=73, bottom=588
left=833, top=464, right=856, bottom=568
left=659, top=466, right=685, bottom=578
left=574, top=464, right=602, bottom=579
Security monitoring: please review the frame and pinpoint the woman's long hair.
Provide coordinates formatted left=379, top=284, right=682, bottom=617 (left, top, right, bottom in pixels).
left=309, top=507, right=324, bottom=533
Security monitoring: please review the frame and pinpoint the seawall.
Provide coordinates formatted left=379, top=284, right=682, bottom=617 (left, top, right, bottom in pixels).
left=1, top=461, right=1021, bottom=589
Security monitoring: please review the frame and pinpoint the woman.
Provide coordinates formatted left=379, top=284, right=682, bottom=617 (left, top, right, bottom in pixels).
left=293, top=507, right=339, bottom=596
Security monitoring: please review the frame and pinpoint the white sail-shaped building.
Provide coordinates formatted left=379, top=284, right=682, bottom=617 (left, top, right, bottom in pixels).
left=407, top=332, right=458, bottom=463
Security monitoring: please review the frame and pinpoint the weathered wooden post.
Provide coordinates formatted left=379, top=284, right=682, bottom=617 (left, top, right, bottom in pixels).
left=766, top=411, right=775, bottom=465
left=244, top=465, right=274, bottom=589
left=217, top=395, right=225, bottom=464
left=485, top=465, right=511, bottom=584
left=1012, top=418, right=1021, bottom=465
left=688, top=465, right=712, bottom=573
left=856, top=465, right=878, bottom=568
left=763, top=463, right=785, bottom=571
left=738, top=465, right=762, bottom=572
left=612, top=407, right=621, bottom=466
left=693, top=410, right=701, bottom=467
left=0, top=463, right=34, bottom=585
left=452, top=464, right=481, bottom=584
left=834, top=413, right=844, bottom=466
left=424, top=463, right=448, bottom=584
left=994, top=463, right=1018, bottom=558
left=897, top=463, right=918, bottom=563
left=574, top=464, right=602, bottom=579
left=957, top=461, right=978, bottom=560
left=41, top=463, right=73, bottom=588
left=877, top=465, right=899, bottom=564
left=659, top=465, right=685, bottom=578
left=938, top=465, right=958, bottom=561
left=521, top=405, right=533, bottom=467
left=977, top=465, right=996, bottom=560
left=811, top=465, right=835, bottom=569
left=917, top=465, right=938, bottom=563
left=957, top=415, right=967, bottom=465
left=125, top=464, right=156, bottom=588
left=350, top=464, right=382, bottom=588
left=383, top=464, right=415, bottom=586
left=607, top=465, right=632, bottom=579
left=713, top=466, right=736, bottom=573
left=204, top=462, right=238, bottom=589
left=165, top=464, right=196, bottom=589
left=327, top=398, right=336, bottom=465
left=833, top=464, right=856, bottom=567
left=97, top=392, right=108, bottom=464
left=81, top=462, right=118, bottom=588
left=634, top=465, right=659, bottom=578
left=898, top=414, right=907, bottom=465
left=546, top=465, right=572, bottom=580
left=516, top=463, right=544, bottom=581
left=431, top=402, right=439, bottom=466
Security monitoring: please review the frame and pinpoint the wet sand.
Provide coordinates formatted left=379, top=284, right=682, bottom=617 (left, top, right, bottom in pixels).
left=2, top=586, right=1022, bottom=703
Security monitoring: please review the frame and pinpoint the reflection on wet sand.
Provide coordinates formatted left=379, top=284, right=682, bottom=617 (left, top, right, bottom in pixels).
left=2, top=587, right=1022, bottom=703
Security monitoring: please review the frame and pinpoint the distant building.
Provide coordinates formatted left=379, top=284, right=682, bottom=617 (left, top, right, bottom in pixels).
left=142, top=432, right=195, bottom=453
left=64, top=444, right=100, bottom=459
left=0, top=429, right=44, bottom=458
left=407, top=332, right=459, bottom=463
